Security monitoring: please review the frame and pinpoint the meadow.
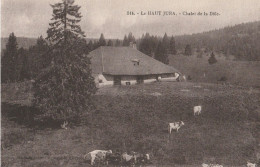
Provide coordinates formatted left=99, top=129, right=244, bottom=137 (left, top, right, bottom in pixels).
left=1, top=81, right=259, bottom=167
left=169, top=54, right=260, bottom=88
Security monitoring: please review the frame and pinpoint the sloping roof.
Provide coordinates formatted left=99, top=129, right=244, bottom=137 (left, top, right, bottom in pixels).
left=88, top=46, right=180, bottom=75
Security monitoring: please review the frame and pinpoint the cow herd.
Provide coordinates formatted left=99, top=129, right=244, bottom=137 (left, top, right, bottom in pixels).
left=83, top=105, right=257, bottom=167
left=84, top=150, right=150, bottom=166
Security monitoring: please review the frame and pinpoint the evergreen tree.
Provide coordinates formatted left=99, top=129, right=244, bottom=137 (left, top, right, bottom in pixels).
left=150, top=35, right=159, bottom=55
left=122, top=35, right=129, bottom=46
left=99, top=33, right=106, bottom=46
left=107, top=39, right=113, bottom=46
left=169, top=36, right=176, bottom=54
left=46, top=0, right=85, bottom=44
left=127, top=32, right=135, bottom=44
left=88, top=40, right=94, bottom=51
left=139, top=33, right=152, bottom=57
left=19, top=48, right=31, bottom=81
left=155, top=41, right=169, bottom=64
left=184, top=44, right=192, bottom=56
left=28, top=36, right=50, bottom=78
left=162, top=33, right=170, bottom=53
left=34, top=0, right=96, bottom=123
left=1, top=32, right=19, bottom=82
left=115, top=39, right=121, bottom=47
left=93, top=41, right=99, bottom=50
left=208, top=52, right=217, bottom=64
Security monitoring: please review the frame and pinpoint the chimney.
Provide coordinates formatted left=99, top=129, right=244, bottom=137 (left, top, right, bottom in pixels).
left=129, top=42, right=137, bottom=49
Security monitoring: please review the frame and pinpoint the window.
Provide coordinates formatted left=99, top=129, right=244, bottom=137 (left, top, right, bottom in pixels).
left=131, top=59, right=140, bottom=66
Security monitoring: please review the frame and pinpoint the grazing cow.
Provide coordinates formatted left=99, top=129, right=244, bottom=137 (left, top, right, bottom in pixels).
left=84, top=150, right=112, bottom=165
left=121, top=152, right=135, bottom=165
left=202, top=163, right=223, bottom=167
left=194, top=105, right=202, bottom=116
left=247, top=162, right=256, bottom=167
left=168, top=121, right=185, bottom=134
left=133, top=153, right=151, bottom=165
left=105, top=152, right=122, bottom=165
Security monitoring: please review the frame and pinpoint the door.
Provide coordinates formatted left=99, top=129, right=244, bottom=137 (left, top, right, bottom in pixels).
left=136, top=76, right=144, bottom=84
left=114, top=76, right=121, bottom=85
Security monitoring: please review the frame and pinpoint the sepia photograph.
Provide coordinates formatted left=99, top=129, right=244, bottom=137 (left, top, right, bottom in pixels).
left=1, top=0, right=260, bottom=166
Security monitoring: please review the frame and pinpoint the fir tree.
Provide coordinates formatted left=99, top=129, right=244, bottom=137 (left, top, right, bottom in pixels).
left=19, top=48, right=31, bottom=81
left=127, top=32, right=135, bottom=44
left=169, top=36, right=176, bottom=54
left=162, top=33, right=170, bottom=53
left=139, top=33, right=152, bottom=57
left=46, top=0, right=85, bottom=44
left=184, top=44, right=192, bottom=56
left=115, top=39, right=121, bottom=47
left=34, top=0, right=96, bottom=124
left=122, top=35, right=129, bottom=46
left=99, top=33, right=106, bottom=46
left=107, top=39, right=113, bottom=46
left=208, top=52, right=217, bottom=64
left=88, top=40, right=94, bottom=51
left=1, top=32, right=18, bottom=82
left=28, top=36, right=50, bottom=78
left=155, top=41, right=169, bottom=64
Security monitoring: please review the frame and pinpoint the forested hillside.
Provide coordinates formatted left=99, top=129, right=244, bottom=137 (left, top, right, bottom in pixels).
left=175, top=21, right=260, bottom=61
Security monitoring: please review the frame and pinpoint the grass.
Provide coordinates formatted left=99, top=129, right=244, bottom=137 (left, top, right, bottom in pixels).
left=1, top=82, right=260, bottom=166
left=169, top=54, right=260, bottom=88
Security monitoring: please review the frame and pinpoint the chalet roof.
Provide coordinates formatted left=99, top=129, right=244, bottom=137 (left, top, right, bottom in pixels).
left=87, top=46, right=180, bottom=75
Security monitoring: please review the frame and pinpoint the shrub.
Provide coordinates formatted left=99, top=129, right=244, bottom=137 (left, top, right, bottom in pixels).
left=208, top=52, right=217, bottom=64
left=187, top=75, right=192, bottom=80
left=218, top=76, right=227, bottom=82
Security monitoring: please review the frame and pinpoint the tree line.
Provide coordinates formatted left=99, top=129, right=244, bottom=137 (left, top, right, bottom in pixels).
left=2, top=29, right=219, bottom=83
left=175, top=21, right=260, bottom=61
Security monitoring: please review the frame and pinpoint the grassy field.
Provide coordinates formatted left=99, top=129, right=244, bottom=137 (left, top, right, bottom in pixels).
left=1, top=82, right=260, bottom=167
left=169, top=54, right=260, bottom=88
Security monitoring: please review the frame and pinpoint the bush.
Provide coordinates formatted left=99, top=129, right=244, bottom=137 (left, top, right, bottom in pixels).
left=218, top=76, right=227, bottom=82
left=187, top=75, right=192, bottom=80
left=208, top=52, right=217, bottom=64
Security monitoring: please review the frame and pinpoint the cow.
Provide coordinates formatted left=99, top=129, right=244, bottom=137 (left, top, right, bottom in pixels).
left=202, top=163, right=223, bottom=167
left=194, top=105, right=202, bottom=116
left=168, top=121, right=185, bottom=134
left=247, top=162, right=256, bottom=167
left=133, top=152, right=151, bottom=165
left=105, top=152, right=122, bottom=165
left=84, top=150, right=112, bottom=165
left=121, top=152, right=135, bottom=165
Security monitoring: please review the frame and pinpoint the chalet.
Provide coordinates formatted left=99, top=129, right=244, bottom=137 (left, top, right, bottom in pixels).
left=87, top=46, right=180, bottom=87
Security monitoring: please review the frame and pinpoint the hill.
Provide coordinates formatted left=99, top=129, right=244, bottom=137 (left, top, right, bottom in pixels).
left=169, top=54, right=260, bottom=88
left=175, top=21, right=260, bottom=61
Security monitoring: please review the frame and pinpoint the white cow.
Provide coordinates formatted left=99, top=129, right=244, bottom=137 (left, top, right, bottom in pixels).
left=194, top=105, right=202, bottom=116
left=84, top=150, right=112, bottom=165
left=122, top=152, right=135, bottom=165
left=202, top=163, right=223, bottom=167
left=247, top=162, right=256, bottom=167
left=168, top=121, right=185, bottom=134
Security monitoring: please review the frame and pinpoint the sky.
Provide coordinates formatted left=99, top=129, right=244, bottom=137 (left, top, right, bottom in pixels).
left=1, top=0, right=260, bottom=39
